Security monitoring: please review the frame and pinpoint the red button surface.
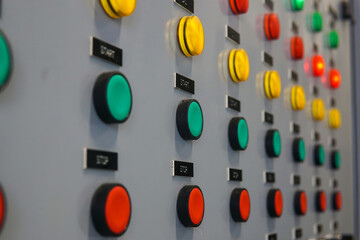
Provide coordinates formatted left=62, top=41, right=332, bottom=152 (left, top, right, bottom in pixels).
left=264, top=13, right=280, bottom=40
left=239, top=190, right=250, bottom=221
left=230, top=188, right=251, bottom=222
left=329, top=69, right=341, bottom=89
left=316, top=191, right=327, bottom=212
left=291, top=36, right=304, bottom=60
left=267, top=189, right=283, bottom=217
left=0, top=187, right=5, bottom=231
left=333, top=192, right=342, bottom=211
left=188, top=188, right=205, bottom=225
left=177, top=185, right=205, bottom=227
left=312, top=55, right=326, bottom=77
left=229, top=0, right=249, bottom=14
left=294, top=191, right=307, bottom=216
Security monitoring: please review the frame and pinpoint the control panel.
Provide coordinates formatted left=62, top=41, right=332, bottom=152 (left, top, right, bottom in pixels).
left=0, top=0, right=356, bottom=239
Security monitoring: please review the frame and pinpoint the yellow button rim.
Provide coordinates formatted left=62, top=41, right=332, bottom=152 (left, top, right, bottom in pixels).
left=178, top=16, right=192, bottom=57
left=228, top=49, right=238, bottom=82
left=99, top=0, right=136, bottom=18
left=291, top=86, right=306, bottom=111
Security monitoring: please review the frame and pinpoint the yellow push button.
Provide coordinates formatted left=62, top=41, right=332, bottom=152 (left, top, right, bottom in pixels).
left=328, top=108, right=341, bottom=129
left=290, top=85, right=306, bottom=111
left=312, top=98, right=326, bottom=121
left=228, top=49, right=250, bottom=83
left=264, top=71, right=281, bottom=99
left=178, top=16, right=204, bottom=57
left=99, top=0, right=136, bottom=18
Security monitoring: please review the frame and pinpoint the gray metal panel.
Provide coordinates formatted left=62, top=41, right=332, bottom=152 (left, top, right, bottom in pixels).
left=0, top=0, right=354, bottom=239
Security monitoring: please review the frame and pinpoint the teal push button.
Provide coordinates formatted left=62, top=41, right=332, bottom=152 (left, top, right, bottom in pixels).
left=331, top=151, right=341, bottom=169
left=293, top=138, right=305, bottom=162
left=228, top=117, right=249, bottom=151
left=0, top=31, right=12, bottom=88
left=176, top=99, right=204, bottom=140
left=265, top=129, right=281, bottom=158
left=93, top=72, right=132, bottom=124
left=314, top=144, right=325, bottom=166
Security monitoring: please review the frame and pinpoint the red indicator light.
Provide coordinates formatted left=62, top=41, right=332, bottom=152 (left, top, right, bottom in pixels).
left=329, top=69, right=341, bottom=89
left=312, top=55, right=325, bottom=77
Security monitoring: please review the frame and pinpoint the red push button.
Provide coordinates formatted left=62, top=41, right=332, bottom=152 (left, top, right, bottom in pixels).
left=267, top=189, right=283, bottom=218
left=264, top=13, right=281, bottom=40
left=290, top=36, right=304, bottom=60
left=229, top=0, right=249, bottom=14
left=332, top=192, right=342, bottom=211
left=0, top=187, right=5, bottom=231
left=230, top=188, right=251, bottom=222
left=312, top=55, right=326, bottom=77
left=177, top=185, right=205, bottom=227
left=294, top=191, right=307, bottom=216
left=329, top=69, right=341, bottom=89
left=315, top=191, right=327, bottom=212
left=91, top=184, right=131, bottom=237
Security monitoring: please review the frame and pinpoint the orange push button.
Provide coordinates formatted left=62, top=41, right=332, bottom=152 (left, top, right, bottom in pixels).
left=91, top=183, right=131, bottom=237
left=229, top=0, right=249, bottom=14
left=332, top=191, right=342, bottom=211
left=267, top=189, right=283, bottom=218
left=312, top=55, right=326, bottom=77
left=177, top=185, right=205, bottom=227
left=290, top=36, right=304, bottom=60
left=264, top=13, right=280, bottom=40
left=329, top=69, right=341, bottom=89
left=230, top=188, right=251, bottom=222
left=294, top=191, right=307, bottom=216
left=315, top=191, right=327, bottom=213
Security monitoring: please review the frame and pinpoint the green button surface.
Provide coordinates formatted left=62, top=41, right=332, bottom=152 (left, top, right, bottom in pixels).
left=334, top=151, right=341, bottom=169
left=237, top=118, right=249, bottom=150
left=298, top=139, right=306, bottom=162
left=273, top=130, right=281, bottom=157
left=188, top=101, right=203, bottom=138
left=291, top=0, right=305, bottom=11
left=318, top=145, right=325, bottom=165
left=328, top=30, right=339, bottom=48
left=312, top=12, right=323, bottom=32
left=106, top=74, right=132, bottom=122
left=0, top=32, right=11, bottom=87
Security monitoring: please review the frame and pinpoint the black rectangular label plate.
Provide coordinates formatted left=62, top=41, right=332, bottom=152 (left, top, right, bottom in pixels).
left=262, top=51, right=273, bottom=66
left=266, top=233, right=277, bottom=240
left=228, top=168, right=242, bottom=182
left=313, top=131, right=320, bottom=141
left=265, top=172, right=276, bottom=183
left=314, top=177, right=321, bottom=187
left=291, top=122, right=300, bottom=134
left=174, top=0, right=194, bottom=13
left=226, top=25, right=240, bottom=45
left=292, top=21, right=299, bottom=34
left=342, top=235, right=353, bottom=240
left=90, top=37, right=122, bottom=66
left=172, top=160, right=194, bottom=177
left=174, top=73, right=195, bottom=94
left=263, top=111, right=274, bottom=124
left=264, top=0, right=274, bottom=11
left=84, top=148, right=118, bottom=171
left=293, top=228, right=303, bottom=239
left=315, top=224, right=323, bottom=234
left=226, top=95, right=241, bottom=112
left=290, top=70, right=298, bottom=82
left=331, top=138, right=337, bottom=147
left=312, top=85, right=319, bottom=96
left=292, top=175, right=301, bottom=185
left=332, top=178, right=338, bottom=188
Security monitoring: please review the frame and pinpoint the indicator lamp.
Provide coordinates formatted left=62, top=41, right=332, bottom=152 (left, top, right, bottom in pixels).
left=329, top=69, right=341, bottom=89
left=312, top=55, right=325, bottom=77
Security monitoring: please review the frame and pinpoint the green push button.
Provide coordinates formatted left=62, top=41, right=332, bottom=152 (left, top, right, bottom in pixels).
left=265, top=129, right=281, bottom=158
left=328, top=30, right=339, bottom=49
left=272, top=131, right=281, bottom=157
left=291, top=0, right=305, bottom=11
left=237, top=118, right=249, bottom=150
left=106, top=75, right=132, bottom=122
left=293, top=138, right=306, bottom=162
left=0, top=32, right=12, bottom=88
left=314, top=145, right=325, bottom=166
left=188, top=101, right=203, bottom=138
left=331, top=151, right=341, bottom=169
left=311, top=12, right=323, bottom=32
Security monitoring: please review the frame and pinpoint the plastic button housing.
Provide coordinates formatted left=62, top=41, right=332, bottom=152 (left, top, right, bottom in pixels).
left=265, top=129, right=281, bottom=158
left=230, top=188, right=251, bottom=222
left=177, top=185, right=205, bottom=227
left=267, top=189, right=283, bottom=218
left=176, top=99, right=204, bottom=140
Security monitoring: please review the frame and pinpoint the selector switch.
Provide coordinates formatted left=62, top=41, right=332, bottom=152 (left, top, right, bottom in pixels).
left=294, top=190, right=307, bottom=216
left=229, top=0, right=249, bottom=14
left=264, top=71, right=282, bottom=100
left=93, top=72, right=132, bottom=124
left=177, top=16, right=205, bottom=57
left=314, top=144, right=325, bottom=166
left=99, top=0, right=136, bottom=18
left=312, top=55, right=326, bottom=77
left=332, top=191, right=342, bottom=211
left=290, top=36, right=304, bottom=60
left=328, top=30, right=339, bottom=49
left=91, top=183, right=131, bottom=237
left=176, top=99, right=204, bottom=140
left=328, top=108, right=342, bottom=129
left=265, top=129, right=281, bottom=158
left=177, top=185, right=205, bottom=227
left=312, top=98, right=326, bottom=121
left=228, top=117, right=249, bottom=151
left=315, top=190, right=327, bottom=212
left=228, top=49, right=250, bottom=83
left=331, top=150, right=341, bottom=170
left=290, top=85, right=306, bottom=111
left=329, top=69, right=341, bottom=89
left=267, top=189, right=283, bottom=218
left=293, top=138, right=306, bottom=162
left=0, top=31, right=12, bottom=88
left=264, top=13, right=281, bottom=40
left=230, top=188, right=251, bottom=222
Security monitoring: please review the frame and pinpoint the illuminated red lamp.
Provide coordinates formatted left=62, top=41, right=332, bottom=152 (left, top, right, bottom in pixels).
left=290, top=36, right=304, bottom=60
left=229, top=0, right=249, bottom=14
left=329, top=69, right=341, bottom=89
left=312, top=55, right=325, bottom=77
left=264, top=13, right=280, bottom=40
